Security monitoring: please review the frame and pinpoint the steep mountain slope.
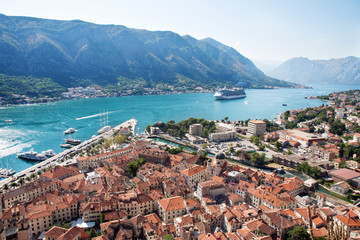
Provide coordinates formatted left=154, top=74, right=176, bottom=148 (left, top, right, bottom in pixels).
left=268, top=56, right=360, bottom=85
left=0, top=14, right=297, bottom=89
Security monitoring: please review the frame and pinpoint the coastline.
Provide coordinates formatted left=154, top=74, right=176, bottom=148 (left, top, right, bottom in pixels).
left=0, top=85, right=310, bottom=108
left=0, top=89, right=213, bottom=108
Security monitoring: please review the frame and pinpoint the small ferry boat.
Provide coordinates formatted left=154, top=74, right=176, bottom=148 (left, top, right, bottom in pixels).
left=60, top=144, right=73, bottom=149
left=66, top=139, right=82, bottom=145
left=4, top=120, right=12, bottom=124
left=64, top=128, right=76, bottom=135
left=0, top=168, right=16, bottom=176
left=282, top=104, right=287, bottom=106
left=41, top=149, right=56, bottom=158
left=17, top=149, right=47, bottom=161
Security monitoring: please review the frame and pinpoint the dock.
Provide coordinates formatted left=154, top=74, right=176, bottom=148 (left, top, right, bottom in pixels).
left=0, top=118, right=137, bottom=188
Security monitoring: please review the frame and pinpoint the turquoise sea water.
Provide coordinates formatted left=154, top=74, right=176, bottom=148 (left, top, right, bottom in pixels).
left=0, top=84, right=358, bottom=173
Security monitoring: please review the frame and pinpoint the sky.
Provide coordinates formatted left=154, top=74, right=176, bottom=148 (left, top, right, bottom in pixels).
left=1, top=0, right=359, bottom=67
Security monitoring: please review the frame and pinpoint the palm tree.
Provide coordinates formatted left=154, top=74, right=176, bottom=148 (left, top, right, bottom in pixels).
left=18, top=178, right=25, bottom=185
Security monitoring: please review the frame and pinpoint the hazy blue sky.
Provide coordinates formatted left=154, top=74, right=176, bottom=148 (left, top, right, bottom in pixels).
left=1, top=0, right=359, bottom=64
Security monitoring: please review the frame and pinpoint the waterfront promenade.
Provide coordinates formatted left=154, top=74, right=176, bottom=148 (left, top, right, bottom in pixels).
left=0, top=118, right=137, bottom=188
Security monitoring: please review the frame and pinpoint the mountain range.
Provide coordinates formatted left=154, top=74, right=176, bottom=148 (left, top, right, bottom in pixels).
left=268, top=56, right=360, bottom=85
left=0, top=13, right=299, bottom=95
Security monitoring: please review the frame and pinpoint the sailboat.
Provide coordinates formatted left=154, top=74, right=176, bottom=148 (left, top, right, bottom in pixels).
left=0, top=158, right=16, bottom=176
left=98, top=110, right=111, bottom=134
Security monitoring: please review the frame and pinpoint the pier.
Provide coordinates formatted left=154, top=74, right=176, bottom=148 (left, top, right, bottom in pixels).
left=0, top=118, right=137, bottom=188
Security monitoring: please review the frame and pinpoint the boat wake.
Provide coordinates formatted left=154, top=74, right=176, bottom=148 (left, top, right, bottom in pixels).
left=76, top=110, right=118, bottom=120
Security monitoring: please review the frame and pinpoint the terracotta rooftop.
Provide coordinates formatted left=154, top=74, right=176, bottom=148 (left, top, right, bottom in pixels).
left=181, top=165, right=206, bottom=177
left=158, top=196, right=185, bottom=212
left=330, top=169, right=360, bottom=180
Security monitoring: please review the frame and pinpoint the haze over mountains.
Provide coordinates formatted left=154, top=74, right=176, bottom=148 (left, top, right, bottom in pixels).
left=268, top=56, right=360, bottom=85
left=0, top=14, right=300, bottom=91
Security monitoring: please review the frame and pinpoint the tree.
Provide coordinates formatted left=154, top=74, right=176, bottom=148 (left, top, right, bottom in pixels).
left=229, top=146, right=234, bottom=153
left=18, top=178, right=25, bottom=185
left=296, top=162, right=321, bottom=179
left=250, top=152, right=266, bottom=167
left=168, top=147, right=182, bottom=154
left=275, top=141, right=282, bottom=151
left=60, top=221, right=71, bottom=229
left=330, top=120, right=346, bottom=136
left=310, top=126, right=315, bottom=133
left=163, top=234, right=174, bottom=240
left=103, top=139, right=111, bottom=150
left=114, top=134, right=126, bottom=145
left=287, top=226, right=310, bottom=240
left=3, top=184, right=8, bottom=190
left=202, top=128, right=209, bottom=138
left=30, top=173, right=36, bottom=179
left=100, top=213, right=105, bottom=223
left=287, top=147, right=292, bottom=155
left=126, top=158, right=146, bottom=177
left=88, top=228, right=99, bottom=238
left=344, top=147, right=352, bottom=159
left=339, top=144, right=345, bottom=158
left=253, top=137, right=261, bottom=146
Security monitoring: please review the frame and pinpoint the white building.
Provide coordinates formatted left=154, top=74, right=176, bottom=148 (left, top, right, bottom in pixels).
left=247, top=120, right=266, bottom=136
left=208, top=131, right=236, bottom=142
left=189, top=124, right=203, bottom=136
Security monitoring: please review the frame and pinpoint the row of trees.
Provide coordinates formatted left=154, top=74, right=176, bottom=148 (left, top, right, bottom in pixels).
left=296, top=162, right=322, bottom=179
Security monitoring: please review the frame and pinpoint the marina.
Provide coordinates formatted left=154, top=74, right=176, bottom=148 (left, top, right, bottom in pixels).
left=0, top=118, right=137, bottom=187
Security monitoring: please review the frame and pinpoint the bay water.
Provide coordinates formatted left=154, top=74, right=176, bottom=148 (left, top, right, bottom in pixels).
left=0, top=84, right=358, bottom=173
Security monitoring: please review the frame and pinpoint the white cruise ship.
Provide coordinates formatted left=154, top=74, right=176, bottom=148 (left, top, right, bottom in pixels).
left=17, top=149, right=47, bottom=161
left=214, top=88, right=246, bottom=100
